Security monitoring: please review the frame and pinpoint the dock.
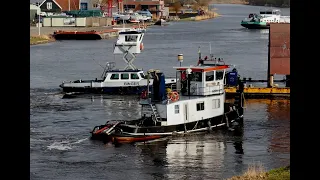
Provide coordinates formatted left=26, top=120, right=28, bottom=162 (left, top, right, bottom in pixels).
left=225, top=23, right=290, bottom=99
left=225, top=87, right=290, bottom=98
left=51, top=21, right=152, bottom=40
left=53, top=29, right=119, bottom=40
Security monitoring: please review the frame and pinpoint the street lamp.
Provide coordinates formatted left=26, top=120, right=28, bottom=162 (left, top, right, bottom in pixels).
left=186, top=68, right=192, bottom=98
left=177, top=54, right=183, bottom=67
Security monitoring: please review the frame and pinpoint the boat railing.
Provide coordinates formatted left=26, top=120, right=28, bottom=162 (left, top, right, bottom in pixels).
left=170, top=84, right=223, bottom=97
left=192, top=85, right=224, bottom=96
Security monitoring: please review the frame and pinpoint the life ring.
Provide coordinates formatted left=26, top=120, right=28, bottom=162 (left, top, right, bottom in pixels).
left=140, top=43, right=144, bottom=50
left=140, top=90, right=148, bottom=99
left=168, top=91, right=179, bottom=102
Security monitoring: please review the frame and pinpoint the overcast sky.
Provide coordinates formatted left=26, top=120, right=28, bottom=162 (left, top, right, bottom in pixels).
left=30, top=0, right=43, bottom=3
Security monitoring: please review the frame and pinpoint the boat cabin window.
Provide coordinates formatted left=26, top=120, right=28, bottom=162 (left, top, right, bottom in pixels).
left=125, top=35, right=138, bottom=42
left=196, top=102, right=205, bottom=111
left=212, top=99, right=220, bottom=109
left=131, top=73, right=139, bottom=79
left=190, top=72, right=202, bottom=82
left=206, top=71, right=214, bottom=81
left=174, top=105, right=179, bottom=114
left=216, top=70, right=224, bottom=80
left=110, top=74, right=119, bottom=80
left=121, top=73, right=129, bottom=80
left=139, top=73, right=145, bottom=79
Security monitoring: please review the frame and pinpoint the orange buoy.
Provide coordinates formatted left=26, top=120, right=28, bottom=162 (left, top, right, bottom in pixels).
left=168, top=91, right=179, bottom=102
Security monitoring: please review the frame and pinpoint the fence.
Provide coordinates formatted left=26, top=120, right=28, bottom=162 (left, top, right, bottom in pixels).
left=42, top=17, right=113, bottom=27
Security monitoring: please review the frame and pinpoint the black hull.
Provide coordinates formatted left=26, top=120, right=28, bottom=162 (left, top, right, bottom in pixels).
left=241, top=24, right=269, bottom=29
left=54, top=34, right=102, bottom=40
left=91, top=105, right=244, bottom=144
left=61, top=83, right=176, bottom=95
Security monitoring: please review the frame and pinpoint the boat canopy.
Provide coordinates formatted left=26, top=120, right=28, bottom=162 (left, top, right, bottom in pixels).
left=174, top=65, right=229, bottom=72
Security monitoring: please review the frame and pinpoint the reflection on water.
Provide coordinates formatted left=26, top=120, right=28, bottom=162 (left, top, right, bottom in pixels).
left=135, top=131, right=245, bottom=180
left=166, top=138, right=225, bottom=179
left=266, top=99, right=290, bottom=153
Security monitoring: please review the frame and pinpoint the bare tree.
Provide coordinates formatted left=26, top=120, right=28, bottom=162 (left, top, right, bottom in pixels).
left=172, top=1, right=182, bottom=16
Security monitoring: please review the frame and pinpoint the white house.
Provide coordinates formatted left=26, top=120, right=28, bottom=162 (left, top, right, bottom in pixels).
left=30, top=4, right=41, bottom=21
left=30, top=4, right=41, bottom=14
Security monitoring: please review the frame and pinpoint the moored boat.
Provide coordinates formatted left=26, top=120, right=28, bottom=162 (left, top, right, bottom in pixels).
left=241, top=8, right=290, bottom=29
left=60, top=29, right=176, bottom=94
left=90, top=51, right=245, bottom=144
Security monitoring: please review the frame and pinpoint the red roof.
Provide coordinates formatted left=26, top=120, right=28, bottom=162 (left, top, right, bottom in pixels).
left=175, top=65, right=229, bottom=72
left=55, top=0, right=80, bottom=11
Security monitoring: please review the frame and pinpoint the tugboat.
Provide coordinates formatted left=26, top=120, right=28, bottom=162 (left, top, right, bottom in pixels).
left=90, top=49, right=245, bottom=144
left=241, top=8, right=290, bottom=29
left=60, top=30, right=176, bottom=94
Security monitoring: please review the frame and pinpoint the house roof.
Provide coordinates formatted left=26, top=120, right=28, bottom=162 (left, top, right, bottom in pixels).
left=55, top=0, right=80, bottom=11
left=39, top=0, right=80, bottom=11
left=39, top=0, right=62, bottom=9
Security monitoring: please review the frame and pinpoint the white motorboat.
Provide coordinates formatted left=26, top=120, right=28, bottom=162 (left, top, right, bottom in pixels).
left=60, top=30, right=176, bottom=94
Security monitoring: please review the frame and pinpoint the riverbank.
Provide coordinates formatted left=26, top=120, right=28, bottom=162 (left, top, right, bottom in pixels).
left=210, top=0, right=290, bottom=7
left=179, top=11, right=220, bottom=21
left=210, top=0, right=248, bottom=4
left=30, top=35, right=55, bottom=45
left=30, top=22, right=153, bottom=45
left=227, top=165, right=290, bottom=180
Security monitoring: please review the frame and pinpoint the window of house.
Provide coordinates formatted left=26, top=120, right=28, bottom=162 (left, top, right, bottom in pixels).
left=216, top=70, right=224, bottom=80
left=212, top=99, right=220, bottom=109
left=196, top=102, right=204, bottom=111
left=110, top=74, right=119, bottom=80
left=205, top=71, right=214, bottom=81
left=174, top=105, right=179, bottom=114
left=131, top=73, right=139, bottom=79
left=121, top=73, right=129, bottom=80
left=80, top=2, right=88, bottom=10
left=47, top=2, right=52, bottom=10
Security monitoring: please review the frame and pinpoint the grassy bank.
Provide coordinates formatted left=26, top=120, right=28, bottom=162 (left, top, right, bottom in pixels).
left=30, top=35, right=55, bottom=45
left=227, top=164, right=290, bottom=180
left=210, top=0, right=248, bottom=4
left=180, top=11, right=220, bottom=21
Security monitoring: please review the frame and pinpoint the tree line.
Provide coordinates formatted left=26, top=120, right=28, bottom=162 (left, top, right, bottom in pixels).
left=245, top=0, right=290, bottom=7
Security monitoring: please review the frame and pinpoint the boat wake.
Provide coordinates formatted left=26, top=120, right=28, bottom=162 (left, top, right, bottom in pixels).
left=46, top=138, right=88, bottom=151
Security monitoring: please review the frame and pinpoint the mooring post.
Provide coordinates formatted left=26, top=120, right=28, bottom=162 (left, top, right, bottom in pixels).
left=269, top=74, right=274, bottom=87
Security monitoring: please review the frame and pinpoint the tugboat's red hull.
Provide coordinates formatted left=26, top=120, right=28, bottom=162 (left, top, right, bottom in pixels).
left=90, top=124, right=165, bottom=144
left=111, top=135, right=164, bottom=144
